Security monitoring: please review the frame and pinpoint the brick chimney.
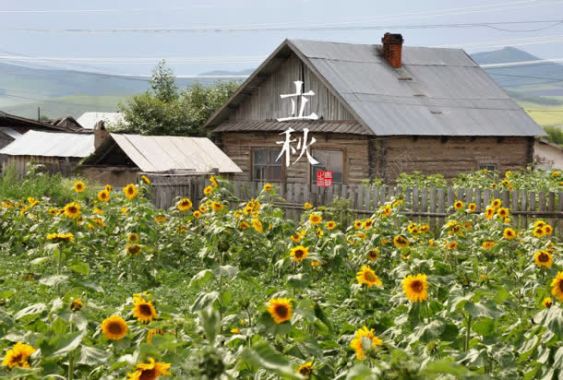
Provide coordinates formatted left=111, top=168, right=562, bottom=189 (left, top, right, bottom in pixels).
left=381, top=33, right=404, bottom=69
left=94, top=120, right=109, bottom=149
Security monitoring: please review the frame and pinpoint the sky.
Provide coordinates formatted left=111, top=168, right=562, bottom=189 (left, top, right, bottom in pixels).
left=1, top=0, right=563, bottom=76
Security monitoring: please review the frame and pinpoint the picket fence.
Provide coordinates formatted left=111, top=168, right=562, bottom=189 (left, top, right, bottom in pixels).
left=149, top=175, right=563, bottom=234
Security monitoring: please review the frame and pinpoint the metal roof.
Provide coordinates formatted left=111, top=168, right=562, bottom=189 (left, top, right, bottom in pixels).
left=213, top=120, right=369, bottom=135
left=1, top=128, right=22, bottom=140
left=0, top=130, right=94, bottom=157
left=77, top=112, right=126, bottom=129
left=206, top=39, right=544, bottom=137
left=108, top=134, right=241, bottom=173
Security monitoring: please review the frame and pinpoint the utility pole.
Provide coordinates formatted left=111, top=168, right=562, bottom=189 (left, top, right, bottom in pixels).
left=37, top=107, right=41, bottom=121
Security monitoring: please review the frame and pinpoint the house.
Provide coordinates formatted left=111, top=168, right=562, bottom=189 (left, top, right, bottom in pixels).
left=534, top=138, right=563, bottom=169
left=80, top=124, right=241, bottom=186
left=205, top=34, right=545, bottom=186
left=0, top=111, right=73, bottom=150
left=0, top=130, right=94, bottom=176
left=77, top=112, right=125, bottom=130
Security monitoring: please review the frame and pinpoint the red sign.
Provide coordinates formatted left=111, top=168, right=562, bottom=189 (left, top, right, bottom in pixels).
left=316, top=170, right=333, bottom=187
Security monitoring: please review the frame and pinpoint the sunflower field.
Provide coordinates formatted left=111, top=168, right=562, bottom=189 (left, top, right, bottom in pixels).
left=0, top=176, right=562, bottom=379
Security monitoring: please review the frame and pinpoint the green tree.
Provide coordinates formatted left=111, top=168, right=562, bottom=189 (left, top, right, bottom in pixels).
left=117, top=61, right=239, bottom=136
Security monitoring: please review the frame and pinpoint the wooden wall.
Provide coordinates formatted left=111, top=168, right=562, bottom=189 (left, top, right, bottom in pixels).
left=231, top=54, right=354, bottom=121
left=2, top=156, right=79, bottom=177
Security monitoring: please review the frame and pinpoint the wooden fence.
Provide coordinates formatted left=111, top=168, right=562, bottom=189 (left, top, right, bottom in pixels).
left=150, top=176, right=563, bottom=234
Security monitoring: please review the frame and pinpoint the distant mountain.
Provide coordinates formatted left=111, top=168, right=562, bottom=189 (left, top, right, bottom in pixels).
left=198, top=68, right=254, bottom=76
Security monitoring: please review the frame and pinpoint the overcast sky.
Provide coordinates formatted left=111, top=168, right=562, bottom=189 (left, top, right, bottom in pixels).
left=1, top=0, right=563, bottom=76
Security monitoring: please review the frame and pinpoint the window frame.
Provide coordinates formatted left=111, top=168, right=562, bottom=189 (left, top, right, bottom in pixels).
left=309, top=148, right=346, bottom=186
left=250, top=147, right=285, bottom=183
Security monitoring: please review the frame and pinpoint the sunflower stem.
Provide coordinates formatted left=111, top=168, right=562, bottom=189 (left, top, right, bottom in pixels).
left=464, top=314, right=472, bottom=352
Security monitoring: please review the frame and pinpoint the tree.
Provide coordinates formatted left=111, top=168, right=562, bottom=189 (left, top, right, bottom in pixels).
left=117, top=61, right=239, bottom=136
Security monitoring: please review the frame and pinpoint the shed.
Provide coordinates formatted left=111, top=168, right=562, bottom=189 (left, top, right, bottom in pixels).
left=206, top=35, right=545, bottom=185
left=80, top=133, right=241, bottom=186
left=0, top=130, right=94, bottom=176
left=534, top=138, right=563, bottom=170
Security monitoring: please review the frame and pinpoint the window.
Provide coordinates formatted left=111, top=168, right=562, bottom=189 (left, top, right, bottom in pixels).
left=479, top=163, right=497, bottom=171
left=310, top=150, right=344, bottom=185
left=252, top=149, right=283, bottom=182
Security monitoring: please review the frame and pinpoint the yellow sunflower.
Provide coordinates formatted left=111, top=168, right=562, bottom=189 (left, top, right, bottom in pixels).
left=63, top=202, right=81, bottom=219
left=485, top=206, right=495, bottom=220
left=126, top=243, right=142, bottom=255
left=402, top=274, right=429, bottom=303
left=127, top=358, right=171, bottom=380
left=534, top=250, right=553, bottom=269
left=497, top=207, right=510, bottom=218
left=453, top=200, right=464, bottom=211
left=303, top=202, right=313, bottom=210
left=419, top=223, right=430, bottom=233
left=176, top=197, right=193, bottom=212
left=467, top=203, right=477, bottom=213
left=193, top=210, right=202, bottom=219
left=446, top=240, right=458, bottom=250
left=297, top=362, right=313, bottom=378
left=503, top=227, right=517, bottom=240
left=491, top=198, right=502, bottom=209
left=267, top=298, right=292, bottom=324
left=141, top=175, right=151, bottom=185
left=542, top=297, right=553, bottom=309
left=123, top=184, right=139, bottom=200
left=550, top=271, right=563, bottom=302
left=146, top=328, right=165, bottom=344
left=105, top=184, right=113, bottom=192
left=203, top=185, right=214, bottom=196
left=326, top=220, right=337, bottom=230
left=132, top=295, right=158, bottom=323
left=543, top=224, right=553, bottom=236
left=73, top=180, right=86, bottom=193
left=211, top=201, right=224, bottom=212
left=309, top=213, right=322, bottom=225
left=356, top=265, right=382, bottom=288
left=353, top=219, right=363, bottom=230
left=290, top=245, right=309, bottom=263
left=252, top=218, right=263, bottom=233
left=290, top=233, right=302, bottom=243
left=127, top=232, right=140, bottom=243
left=97, top=189, right=110, bottom=202
left=101, top=315, right=128, bottom=341
left=533, top=226, right=545, bottom=238
left=380, top=204, right=392, bottom=217
left=46, top=232, right=74, bottom=243
left=393, top=235, right=409, bottom=249
left=350, top=326, right=383, bottom=360
left=70, top=298, right=83, bottom=312
left=1, top=342, right=35, bottom=368
left=481, top=240, right=496, bottom=250
left=210, top=175, right=219, bottom=188
left=367, top=248, right=379, bottom=261
left=154, top=215, right=167, bottom=224
left=263, top=183, right=273, bottom=192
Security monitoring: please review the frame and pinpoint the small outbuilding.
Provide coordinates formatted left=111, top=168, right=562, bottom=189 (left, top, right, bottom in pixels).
left=534, top=138, right=563, bottom=170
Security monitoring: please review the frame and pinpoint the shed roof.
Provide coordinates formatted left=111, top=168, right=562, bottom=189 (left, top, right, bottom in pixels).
left=84, top=134, right=241, bottom=174
left=205, top=39, right=544, bottom=137
left=0, top=130, right=94, bottom=157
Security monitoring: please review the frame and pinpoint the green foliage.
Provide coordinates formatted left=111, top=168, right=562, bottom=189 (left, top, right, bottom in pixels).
left=117, top=61, right=239, bottom=136
left=544, top=126, right=563, bottom=146
left=396, top=171, right=448, bottom=189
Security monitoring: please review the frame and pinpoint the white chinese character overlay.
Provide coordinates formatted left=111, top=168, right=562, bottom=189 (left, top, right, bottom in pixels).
left=276, top=128, right=319, bottom=167
left=276, top=81, right=320, bottom=122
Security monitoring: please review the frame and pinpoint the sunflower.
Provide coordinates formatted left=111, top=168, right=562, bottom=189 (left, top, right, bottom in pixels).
left=551, top=272, right=563, bottom=302
left=491, top=198, right=502, bottom=209
left=101, top=315, right=128, bottom=341
left=72, top=180, right=86, bottom=193
left=267, top=298, right=292, bottom=324
left=533, top=226, right=545, bottom=238
left=543, top=297, right=553, bottom=308
left=349, top=326, right=383, bottom=360
left=543, top=224, right=553, bottom=236
left=310, top=260, right=321, bottom=267
left=47, top=232, right=74, bottom=243
left=193, top=210, right=202, bottom=219
left=147, top=328, right=165, bottom=343
left=326, top=220, right=337, bottom=230
left=467, top=203, right=477, bottom=213
left=123, top=184, right=139, bottom=200
left=290, top=233, right=302, bottom=243
left=552, top=170, right=561, bottom=178
left=126, top=243, right=142, bottom=255
left=70, top=298, right=83, bottom=312
left=407, top=223, right=418, bottom=234
left=303, top=202, right=313, bottom=210
left=211, top=201, right=224, bottom=212
left=419, top=223, right=430, bottom=233
left=1, top=342, right=35, bottom=368
left=210, top=175, right=219, bottom=188
left=380, top=205, right=392, bottom=217
left=97, top=189, right=110, bottom=202
left=263, top=183, right=273, bottom=192
left=356, top=265, right=382, bottom=288
left=367, top=248, right=379, bottom=261
left=105, top=184, right=113, bottom=192
left=63, top=202, right=81, bottom=219
left=309, top=213, right=322, bottom=225
left=402, top=274, right=429, bottom=303
left=353, top=219, right=363, bottom=230
left=141, top=175, right=151, bottom=185
left=203, top=185, right=214, bottom=196
left=497, top=207, right=510, bottom=218
left=127, top=358, right=171, bottom=380
left=237, top=220, right=249, bottom=230
left=132, top=295, right=158, bottom=323
left=154, top=215, right=167, bottom=224
left=481, top=240, right=496, bottom=250
left=176, top=197, right=193, bottom=212
left=485, top=206, right=495, bottom=220
left=128, top=232, right=140, bottom=243
left=453, top=200, right=464, bottom=211
left=393, top=235, right=409, bottom=249
left=446, top=240, right=458, bottom=250
left=290, top=245, right=309, bottom=263
left=503, top=227, right=517, bottom=240
left=297, top=362, right=313, bottom=378
left=252, top=218, right=264, bottom=233
left=534, top=250, right=553, bottom=269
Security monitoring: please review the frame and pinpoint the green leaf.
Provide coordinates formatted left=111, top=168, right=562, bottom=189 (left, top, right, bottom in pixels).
left=472, top=318, right=495, bottom=337
left=422, top=358, right=473, bottom=377
left=191, top=291, right=220, bottom=312
left=52, top=332, right=84, bottom=357
left=39, top=274, right=69, bottom=287
left=464, top=301, right=501, bottom=319
left=189, top=269, right=214, bottom=289
left=199, top=306, right=220, bottom=344
left=287, top=274, right=309, bottom=288
left=78, top=345, right=109, bottom=366
left=14, top=303, right=46, bottom=320
left=345, top=364, right=378, bottom=380
left=241, top=340, right=300, bottom=379
left=216, top=265, right=239, bottom=278
left=69, top=262, right=90, bottom=276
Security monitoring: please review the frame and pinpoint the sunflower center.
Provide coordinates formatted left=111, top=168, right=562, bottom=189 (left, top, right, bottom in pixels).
left=294, top=249, right=304, bottom=258
left=559, top=280, right=563, bottom=292
left=139, top=304, right=153, bottom=316
left=538, top=252, right=549, bottom=262
left=108, top=322, right=123, bottom=335
left=364, top=271, right=377, bottom=282
left=410, top=280, right=423, bottom=293
left=139, top=369, right=158, bottom=380
left=299, top=367, right=312, bottom=376
left=68, top=206, right=77, bottom=213
left=274, top=305, right=288, bottom=318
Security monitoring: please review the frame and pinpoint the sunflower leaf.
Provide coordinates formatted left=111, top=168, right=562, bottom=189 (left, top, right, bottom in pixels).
left=14, top=303, right=46, bottom=320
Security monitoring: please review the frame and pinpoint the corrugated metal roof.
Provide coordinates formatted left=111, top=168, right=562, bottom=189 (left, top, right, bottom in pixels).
left=213, top=120, right=369, bottom=135
left=0, top=130, right=94, bottom=157
left=206, top=39, right=544, bottom=137
left=77, top=112, right=126, bottom=129
left=110, top=134, right=242, bottom=173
